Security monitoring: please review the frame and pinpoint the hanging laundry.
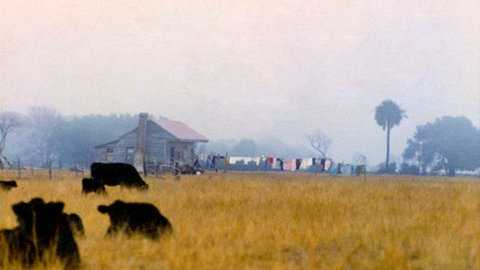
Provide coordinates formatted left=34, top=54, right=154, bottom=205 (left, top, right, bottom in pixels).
left=266, top=157, right=275, bottom=165
left=337, top=163, right=343, bottom=174
left=295, top=159, right=302, bottom=170
left=324, top=159, right=332, bottom=171
left=320, top=159, right=326, bottom=172
left=329, top=162, right=337, bottom=175
left=272, top=158, right=280, bottom=170
left=224, top=154, right=230, bottom=165
left=228, top=156, right=255, bottom=165
left=342, top=164, right=352, bottom=176
left=228, top=157, right=244, bottom=165
left=264, top=157, right=274, bottom=170
left=284, top=160, right=296, bottom=171
left=300, top=158, right=313, bottom=170
left=276, top=159, right=285, bottom=171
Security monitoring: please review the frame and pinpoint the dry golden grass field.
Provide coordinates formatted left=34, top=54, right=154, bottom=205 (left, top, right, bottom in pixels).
left=1, top=170, right=480, bottom=269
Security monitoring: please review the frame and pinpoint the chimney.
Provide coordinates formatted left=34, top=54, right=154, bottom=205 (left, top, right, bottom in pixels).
left=133, top=113, right=148, bottom=174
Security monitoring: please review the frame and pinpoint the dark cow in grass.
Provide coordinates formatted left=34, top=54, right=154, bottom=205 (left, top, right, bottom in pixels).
left=91, top=163, right=148, bottom=190
left=97, top=200, right=172, bottom=239
left=0, top=180, right=17, bottom=191
left=66, top=213, right=85, bottom=237
left=0, top=198, right=81, bottom=269
left=0, top=228, right=35, bottom=267
left=82, top=178, right=106, bottom=195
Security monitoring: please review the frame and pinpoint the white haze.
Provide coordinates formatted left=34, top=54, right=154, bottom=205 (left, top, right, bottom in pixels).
left=1, top=1, right=479, bottom=164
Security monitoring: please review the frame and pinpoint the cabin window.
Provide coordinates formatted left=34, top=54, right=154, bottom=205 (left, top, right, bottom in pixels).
left=169, top=147, right=181, bottom=162
left=175, top=150, right=184, bottom=160
left=125, top=147, right=135, bottom=162
left=105, top=147, right=114, bottom=162
left=158, top=142, right=165, bottom=158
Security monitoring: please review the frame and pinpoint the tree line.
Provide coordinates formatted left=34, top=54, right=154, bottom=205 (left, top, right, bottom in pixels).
left=0, top=107, right=137, bottom=169
left=374, top=100, right=480, bottom=176
left=0, top=104, right=478, bottom=176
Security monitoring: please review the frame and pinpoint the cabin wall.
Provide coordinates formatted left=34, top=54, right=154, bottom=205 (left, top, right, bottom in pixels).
left=144, top=124, right=175, bottom=165
left=96, top=132, right=137, bottom=163
left=96, top=124, right=200, bottom=167
left=167, top=141, right=196, bottom=165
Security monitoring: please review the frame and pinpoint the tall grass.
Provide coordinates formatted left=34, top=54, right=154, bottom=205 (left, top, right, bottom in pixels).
left=0, top=171, right=479, bottom=269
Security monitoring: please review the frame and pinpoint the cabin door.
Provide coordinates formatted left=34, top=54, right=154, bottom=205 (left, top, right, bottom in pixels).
left=170, top=147, right=175, bottom=165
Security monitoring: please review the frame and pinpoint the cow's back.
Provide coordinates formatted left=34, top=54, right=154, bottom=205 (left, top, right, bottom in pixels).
left=125, top=203, right=160, bottom=226
left=91, top=163, right=147, bottom=188
left=127, top=203, right=172, bottom=234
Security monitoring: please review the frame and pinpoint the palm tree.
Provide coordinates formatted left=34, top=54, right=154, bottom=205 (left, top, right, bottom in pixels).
left=375, top=100, right=406, bottom=171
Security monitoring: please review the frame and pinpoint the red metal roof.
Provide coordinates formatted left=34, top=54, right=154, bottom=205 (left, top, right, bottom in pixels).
left=95, top=115, right=209, bottom=149
left=155, top=118, right=209, bottom=142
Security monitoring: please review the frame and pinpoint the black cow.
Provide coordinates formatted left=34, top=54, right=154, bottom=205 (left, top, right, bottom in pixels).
left=66, top=213, right=85, bottom=237
left=0, top=180, right=17, bottom=191
left=91, top=163, right=148, bottom=190
left=97, top=200, right=172, bottom=239
left=0, top=198, right=81, bottom=269
left=0, top=228, right=35, bottom=267
left=82, top=178, right=106, bottom=195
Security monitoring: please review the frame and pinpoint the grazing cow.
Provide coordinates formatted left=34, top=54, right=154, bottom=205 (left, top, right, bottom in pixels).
left=91, top=163, right=148, bottom=190
left=97, top=200, right=172, bottom=239
left=0, top=180, right=17, bottom=191
left=0, top=198, right=81, bottom=269
left=82, top=178, right=106, bottom=195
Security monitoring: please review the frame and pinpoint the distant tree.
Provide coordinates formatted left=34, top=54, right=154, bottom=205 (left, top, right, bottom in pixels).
left=352, top=153, right=368, bottom=167
left=252, top=137, right=313, bottom=158
left=5, top=110, right=138, bottom=168
left=376, top=162, right=398, bottom=174
left=231, top=139, right=258, bottom=156
left=24, top=107, right=65, bottom=167
left=306, top=130, right=332, bottom=158
left=0, top=111, right=22, bottom=157
left=399, top=163, right=420, bottom=176
left=402, top=116, right=480, bottom=176
left=205, top=140, right=232, bottom=156
left=54, top=114, right=137, bottom=167
left=375, top=100, right=406, bottom=171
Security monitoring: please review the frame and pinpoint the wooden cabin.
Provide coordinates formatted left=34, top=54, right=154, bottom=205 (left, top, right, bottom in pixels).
left=95, top=113, right=208, bottom=173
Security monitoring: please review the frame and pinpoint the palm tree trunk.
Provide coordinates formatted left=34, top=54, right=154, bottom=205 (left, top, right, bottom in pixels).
left=386, top=124, right=391, bottom=171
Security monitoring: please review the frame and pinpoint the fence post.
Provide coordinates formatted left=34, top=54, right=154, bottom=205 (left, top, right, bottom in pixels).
left=48, top=160, right=52, bottom=180
left=143, top=160, right=147, bottom=178
left=224, top=152, right=228, bottom=173
left=17, top=157, right=21, bottom=179
left=74, top=164, right=78, bottom=177
left=83, top=161, right=87, bottom=177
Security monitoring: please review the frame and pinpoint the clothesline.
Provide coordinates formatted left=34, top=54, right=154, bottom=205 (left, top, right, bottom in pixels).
left=204, top=154, right=367, bottom=175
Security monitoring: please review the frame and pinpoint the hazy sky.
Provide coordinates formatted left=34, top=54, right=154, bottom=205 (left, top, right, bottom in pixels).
left=1, top=1, right=479, bottom=164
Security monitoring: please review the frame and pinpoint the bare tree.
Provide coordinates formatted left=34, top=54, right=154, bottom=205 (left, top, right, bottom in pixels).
left=0, top=111, right=22, bottom=156
left=352, top=153, right=368, bottom=166
left=25, top=107, right=64, bottom=167
left=306, top=130, right=332, bottom=158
